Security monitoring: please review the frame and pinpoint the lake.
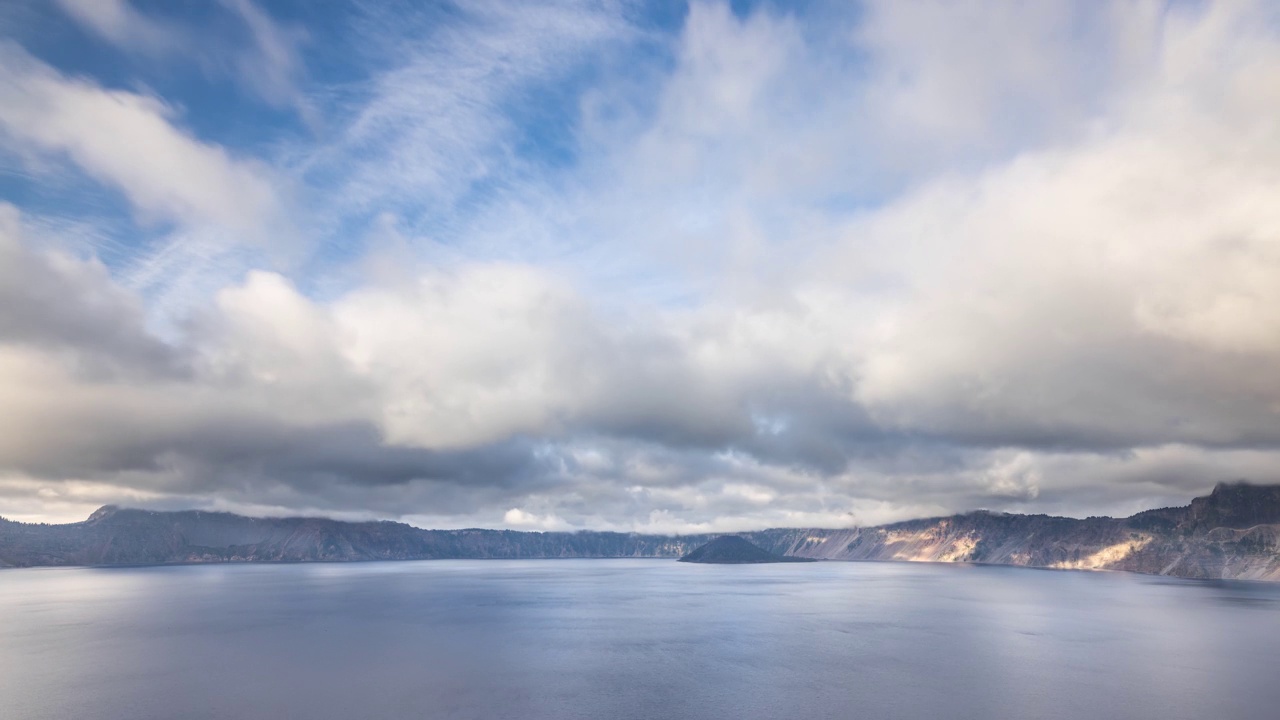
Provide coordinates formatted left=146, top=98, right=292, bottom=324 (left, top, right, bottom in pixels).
left=1, top=560, right=1278, bottom=720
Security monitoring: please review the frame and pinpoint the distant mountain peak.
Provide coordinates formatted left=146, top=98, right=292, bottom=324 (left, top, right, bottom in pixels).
left=680, top=535, right=815, bottom=564
left=87, top=505, right=122, bottom=522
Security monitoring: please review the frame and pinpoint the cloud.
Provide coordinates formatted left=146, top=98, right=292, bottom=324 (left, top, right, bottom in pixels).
left=836, top=0, right=1280, bottom=451
left=53, top=0, right=183, bottom=56
left=0, top=215, right=579, bottom=521
left=503, top=507, right=570, bottom=531
left=0, top=44, right=282, bottom=234
left=54, top=0, right=311, bottom=119
left=3, top=1, right=1280, bottom=529
left=219, top=0, right=311, bottom=116
left=0, top=204, right=179, bottom=377
left=299, top=0, right=635, bottom=234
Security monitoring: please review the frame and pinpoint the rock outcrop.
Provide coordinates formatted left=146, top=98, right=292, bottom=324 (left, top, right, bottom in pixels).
left=679, top=535, right=816, bottom=564
left=749, top=482, right=1280, bottom=581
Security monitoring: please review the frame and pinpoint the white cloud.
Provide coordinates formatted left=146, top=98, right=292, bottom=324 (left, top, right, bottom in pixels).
left=300, top=0, right=632, bottom=234
left=219, top=0, right=312, bottom=119
left=55, top=0, right=311, bottom=118
left=4, top=1, right=1280, bottom=528
left=502, top=507, right=570, bottom=531
left=53, top=0, right=182, bottom=56
left=0, top=44, right=282, bottom=234
left=834, top=0, right=1280, bottom=448
left=333, top=263, right=586, bottom=448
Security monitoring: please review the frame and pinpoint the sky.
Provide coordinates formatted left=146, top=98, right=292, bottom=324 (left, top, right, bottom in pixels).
left=1, top=0, right=1279, bottom=530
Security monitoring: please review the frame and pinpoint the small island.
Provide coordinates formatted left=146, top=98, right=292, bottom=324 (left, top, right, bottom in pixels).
left=679, top=535, right=817, bottom=564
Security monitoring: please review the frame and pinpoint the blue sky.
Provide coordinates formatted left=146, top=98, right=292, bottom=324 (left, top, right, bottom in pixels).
left=3, top=0, right=1280, bottom=528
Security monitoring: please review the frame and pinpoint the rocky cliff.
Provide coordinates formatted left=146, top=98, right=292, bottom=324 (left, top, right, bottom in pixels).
left=2, top=482, right=1278, bottom=581
left=748, top=482, right=1280, bottom=581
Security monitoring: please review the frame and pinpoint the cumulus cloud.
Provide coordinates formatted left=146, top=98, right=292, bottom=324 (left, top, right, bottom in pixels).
left=0, top=205, right=178, bottom=376
left=3, top=1, right=1280, bottom=528
left=836, top=0, right=1280, bottom=450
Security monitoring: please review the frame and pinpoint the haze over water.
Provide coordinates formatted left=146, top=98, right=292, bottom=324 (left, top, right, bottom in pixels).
left=2, top=560, right=1277, bottom=720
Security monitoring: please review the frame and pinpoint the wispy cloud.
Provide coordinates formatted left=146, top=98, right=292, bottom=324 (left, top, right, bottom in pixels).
left=54, top=0, right=312, bottom=121
left=219, top=0, right=314, bottom=121
left=300, top=0, right=636, bottom=239
left=53, top=0, right=184, bottom=56
left=0, top=43, right=282, bottom=233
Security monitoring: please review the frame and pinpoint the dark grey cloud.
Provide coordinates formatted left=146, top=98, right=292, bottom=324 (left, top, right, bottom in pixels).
left=0, top=210, right=184, bottom=379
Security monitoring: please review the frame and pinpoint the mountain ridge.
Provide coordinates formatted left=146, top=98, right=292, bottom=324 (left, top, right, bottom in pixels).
left=2, top=482, right=1278, bottom=581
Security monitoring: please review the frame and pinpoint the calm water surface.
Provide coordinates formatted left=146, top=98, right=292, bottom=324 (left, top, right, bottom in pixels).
left=1, top=560, right=1278, bottom=720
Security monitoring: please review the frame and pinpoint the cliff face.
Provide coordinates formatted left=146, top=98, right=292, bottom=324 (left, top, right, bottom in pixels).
left=1112, top=483, right=1280, bottom=581
left=747, top=483, right=1280, bottom=581
left=2, top=483, right=1278, bottom=581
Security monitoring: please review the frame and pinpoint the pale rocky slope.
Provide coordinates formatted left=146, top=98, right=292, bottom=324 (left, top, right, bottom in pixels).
left=748, top=483, right=1280, bottom=581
